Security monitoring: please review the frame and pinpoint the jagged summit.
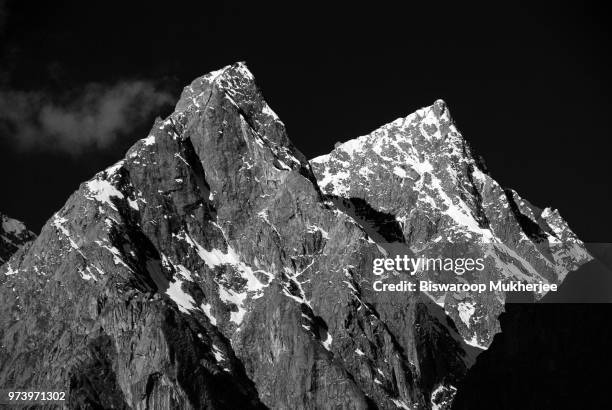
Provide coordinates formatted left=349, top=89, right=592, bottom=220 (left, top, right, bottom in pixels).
left=175, top=62, right=269, bottom=116
left=310, top=100, right=591, bottom=348
left=157, top=62, right=310, bottom=177
left=422, top=98, right=453, bottom=124
left=311, top=100, right=478, bottom=199
left=431, top=98, right=450, bottom=115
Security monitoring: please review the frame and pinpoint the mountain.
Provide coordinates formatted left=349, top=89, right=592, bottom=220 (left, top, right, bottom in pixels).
left=0, top=63, right=475, bottom=409
left=0, top=213, right=35, bottom=265
left=0, top=62, right=597, bottom=409
left=310, top=101, right=591, bottom=347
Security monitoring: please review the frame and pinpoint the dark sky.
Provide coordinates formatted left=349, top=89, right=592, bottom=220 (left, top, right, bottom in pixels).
left=0, top=1, right=610, bottom=241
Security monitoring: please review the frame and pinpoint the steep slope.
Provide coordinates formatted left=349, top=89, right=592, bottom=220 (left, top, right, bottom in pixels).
left=310, top=100, right=591, bottom=347
left=0, top=64, right=472, bottom=409
left=0, top=213, right=35, bottom=265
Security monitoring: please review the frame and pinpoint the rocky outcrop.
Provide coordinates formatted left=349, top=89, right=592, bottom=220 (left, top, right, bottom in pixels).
left=310, top=100, right=591, bottom=347
left=0, top=213, right=35, bottom=265
left=0, top=63, right=473, bottom=409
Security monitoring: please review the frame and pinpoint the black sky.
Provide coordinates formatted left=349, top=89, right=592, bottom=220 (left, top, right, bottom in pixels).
left=0, top=1, right=610, bottom=241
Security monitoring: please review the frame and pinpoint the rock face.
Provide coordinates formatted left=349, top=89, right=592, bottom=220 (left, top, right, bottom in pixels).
left=0, top=63, right=477, bottom=409
left=310, top=101, right=591, bottom=347
left=0, top=213, right=36, bottom=265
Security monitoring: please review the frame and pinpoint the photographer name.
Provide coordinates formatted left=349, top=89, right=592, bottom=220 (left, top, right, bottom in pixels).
left=373, top=280, right=558, bottom=293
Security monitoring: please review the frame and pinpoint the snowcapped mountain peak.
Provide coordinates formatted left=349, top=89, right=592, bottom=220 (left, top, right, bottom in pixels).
left=311, top=100, right=591, bottom=347
left=311, top=100, right=477, bottom=200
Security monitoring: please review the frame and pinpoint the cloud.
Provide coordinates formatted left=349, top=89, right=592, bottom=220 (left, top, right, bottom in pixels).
left=0, top=80, right=174, bottom=154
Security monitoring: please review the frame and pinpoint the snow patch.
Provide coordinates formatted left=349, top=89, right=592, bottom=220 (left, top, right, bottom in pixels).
left=52, top=214, right=85, bottom=257
left=173, top=229, right=273, bottom=325
left=306, top=224, right=329, bottom=239
left=166, top=278, right=196, bottom=313
left=4, top=264, right=17, bottom=276
left=212, top=344, right=225, bottom=362
left=201, top=302, right=217, bottom=325
left=457, top=301, right=476, bottom=327
left=465, top=335, right=487, bottom=350
left=322, top=332, right=333, bottom=351
left=391, top=398, right=411, bottom=409
left=86, top=179, right=124, bottom=211
left=143, top=135, right=156, bottom=146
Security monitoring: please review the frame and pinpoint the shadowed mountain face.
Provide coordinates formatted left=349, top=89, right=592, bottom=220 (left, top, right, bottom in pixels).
left=310, top=102, right=591, bottom=348
left=451, top=248, right=612, bottom=410
left=451, top=305, right=612, bottom=410
left=0, top=63, right=474, bottom=410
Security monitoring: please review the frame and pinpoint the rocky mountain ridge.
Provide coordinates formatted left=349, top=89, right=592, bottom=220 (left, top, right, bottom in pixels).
left=0, top=63, right=479, bottom=409
left=310, top=100, right=591, bottom=347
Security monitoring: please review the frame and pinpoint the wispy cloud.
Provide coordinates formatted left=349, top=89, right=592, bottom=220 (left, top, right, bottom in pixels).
left=0, top=80, right=174, bottom=154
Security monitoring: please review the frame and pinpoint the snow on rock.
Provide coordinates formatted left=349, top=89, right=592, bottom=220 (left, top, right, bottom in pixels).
left=321, top=332, right=333, bottom=351
left=94, top=240, right=131, bottom=271
left=78, top=267, right=98, bottom=281
left=310, top=99, right=592, bottom=349
left=166, top=278, right=196, bottom=314
left=306, top=224, right=330, bottom=239
left=127, top=198, right=139, bottom=211
left=52, top=214, right=83, bottom=254
left=391, top=398, right=412, bottom=409
left=457, top=301, right=476, bottom=328
left=212, top=344, right=226, bottom=362
left=143, top=135, right=156, bottom=146
left=173, top=228, right=273, bottom=325
left=85, top=179, right=124, bottom=211
left=430, top=384, right=457, bottom=410
left=465, top=335, right=487, bottom=350
left=201, top=302, right=217, bottom=325
left=218, top=286, right=248, bottom=325
left=4, top=263, right=17, bottom=276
